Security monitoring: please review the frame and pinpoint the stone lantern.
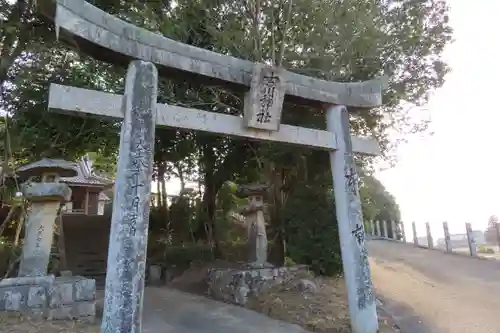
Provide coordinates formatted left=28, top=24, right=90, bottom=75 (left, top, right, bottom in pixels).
left=15, top=158, right=76, bottom=277
left=17, top=158, right=78, bottom=183
left=237, top=184, right=271, bottom=268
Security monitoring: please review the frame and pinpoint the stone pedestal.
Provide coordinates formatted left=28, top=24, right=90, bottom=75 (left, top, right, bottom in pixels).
left=207, top=265, right=308, bottom=306
left=0, top=275, right=54, bottom=316
left=0, top=274, right=96, bottom=321
left=19, top=182, right=71, bottom=277
left=47, top=276, right=96, bottom=320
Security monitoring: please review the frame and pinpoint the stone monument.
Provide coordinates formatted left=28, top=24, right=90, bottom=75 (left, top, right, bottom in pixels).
left=0, top=159, right=97, bottom=320
left=16, top=159, right=76, bottom=277
left=237, top=184, right=271, bottom=268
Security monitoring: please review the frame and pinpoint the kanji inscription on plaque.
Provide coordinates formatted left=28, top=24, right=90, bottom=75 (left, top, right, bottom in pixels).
left=244, top=64, right=286, bottom=131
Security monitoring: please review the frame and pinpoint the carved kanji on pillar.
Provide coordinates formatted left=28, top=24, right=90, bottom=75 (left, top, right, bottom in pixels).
left=244, top=64, right=286, bottom=132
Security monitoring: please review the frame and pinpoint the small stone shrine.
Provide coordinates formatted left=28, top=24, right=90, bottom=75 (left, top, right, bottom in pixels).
left=0, top=160, right=96, bottom=320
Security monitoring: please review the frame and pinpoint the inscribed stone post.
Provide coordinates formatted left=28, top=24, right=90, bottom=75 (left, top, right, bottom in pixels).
left=425, top=222, right=433, bottom=249
left=443, top=222, right=452, bottom=252
left=400, top=222, right=406, bottom=243
left=375, top=220, right=381, bottom=237
left=465, top=223, right=477, bottom=257
left=327, top=105, right=378, bottom=333
left=101, top=61, right=158, bottom=333
left=18, top=183, right=71, bottom=277
left=382, top=220, right=388, bottom=239
left=243, top=64, right=286, bottom=132
left=412, top=222, right=418, bottom=245
left=369, top=220, right=375, bottom=236
left=391, top=220, right=397, bottom=240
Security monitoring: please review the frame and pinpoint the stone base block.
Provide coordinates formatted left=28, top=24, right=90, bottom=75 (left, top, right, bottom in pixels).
left=0, top=275, right=54, bottom=312
left=0, top=275, right=96, bottom=321
left=207, top=265, right=308, bottom=306
left=47, top=301, right=96, bottom=320
left=47, top=276, right=96, bottom=320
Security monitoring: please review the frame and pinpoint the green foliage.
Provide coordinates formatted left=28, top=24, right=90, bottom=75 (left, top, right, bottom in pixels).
left=284, top=256, right=296, bottom=267
left=162, top=243, right=214, bottom=269
left=283, top=183, right=342, bottom=276
left=1, top=0, right=450, bottom=270
left=360, top=173, right=401, bottom=238
left=0, top=237, right=21, bottom=277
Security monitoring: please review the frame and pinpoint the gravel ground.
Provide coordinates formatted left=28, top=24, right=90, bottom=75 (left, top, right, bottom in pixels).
left=369, top=240, right=500, bottom=333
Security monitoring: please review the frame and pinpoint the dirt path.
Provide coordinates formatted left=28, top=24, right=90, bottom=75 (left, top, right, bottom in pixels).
left=368, top=240, right=500, bottom=333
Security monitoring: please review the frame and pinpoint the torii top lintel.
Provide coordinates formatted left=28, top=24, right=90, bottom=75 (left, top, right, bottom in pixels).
left=38, top=0, right=386, bottom=108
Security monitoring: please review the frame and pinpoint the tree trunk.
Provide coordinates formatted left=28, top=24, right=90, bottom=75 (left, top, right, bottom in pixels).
left=0, top=205, right=18, bottom=237
left=13, top=205, right=26, bottom=246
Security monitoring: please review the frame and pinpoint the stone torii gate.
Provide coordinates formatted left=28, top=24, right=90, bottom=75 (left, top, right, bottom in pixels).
left=39, top=1, right=386, bottom=332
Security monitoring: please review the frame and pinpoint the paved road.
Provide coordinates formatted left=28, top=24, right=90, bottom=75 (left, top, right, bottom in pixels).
left=368, top=240, right=500, bottom=333
left=141, top=287, right=308, bottom=333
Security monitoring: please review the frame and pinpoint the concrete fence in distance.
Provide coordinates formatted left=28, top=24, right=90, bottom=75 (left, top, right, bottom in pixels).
left=365, top=220, right=498, bottom=258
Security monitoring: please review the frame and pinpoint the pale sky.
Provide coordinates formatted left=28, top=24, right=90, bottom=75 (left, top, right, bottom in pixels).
left=376, top=0, right=500, bottom=237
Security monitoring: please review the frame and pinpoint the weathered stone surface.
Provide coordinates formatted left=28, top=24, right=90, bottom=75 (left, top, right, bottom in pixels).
left=47, top=300, right=96, bottom=320
left=21, top=182, right=72, bottom=202
left=39, top=0, right=385, bottom=108
left=148, top=264, right=162, bottom=286
left=207, top=266, right=309, bottom=306
left=27, top=286, right=47, bottom=308
left=425, top=222, right=433, bottom=249
left=48, top=282, right=73, bottom=307
left=48, top=84, right=381, bottom=155
left=0, top=275, right=96, bottom=321
left=60, top=270, right=72, bottom=277
left=298, top=279, right=317, bottom=294
left=47, top=305, right=72, bottom=319
left=0, top=275, right=55, bottom=287
left=236, top=184, right=270, bottom=267
left=73, top=301, right=96, bottom=318
left=18, top=201, right=60, bottom=277
left=19, top=182, right=70, bottom=278
left=3, top=289, right=24, bottom=311
left=45, top=277, right=96, bottom=320
left=326, top=105, right=378, bottom=332
left=244, top=65, right=286, bottom=131
left=237, top=184, right=269, bottom=198
left=74, top=278, right=96, bottom=302
left=101, top=60, right=158, bottom=333
left=234, top=284, right=250, bottom=305
left=0, top=284, right=49, bottom=312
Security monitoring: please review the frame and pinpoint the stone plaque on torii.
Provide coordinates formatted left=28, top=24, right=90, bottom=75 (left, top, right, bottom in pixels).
left=38, top=1, right=384, bottom=332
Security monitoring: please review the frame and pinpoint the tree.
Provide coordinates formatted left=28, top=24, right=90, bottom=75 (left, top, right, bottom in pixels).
left=360, top=174, right=401, bottom=238
left=0, top=0, right=451, bottom=266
